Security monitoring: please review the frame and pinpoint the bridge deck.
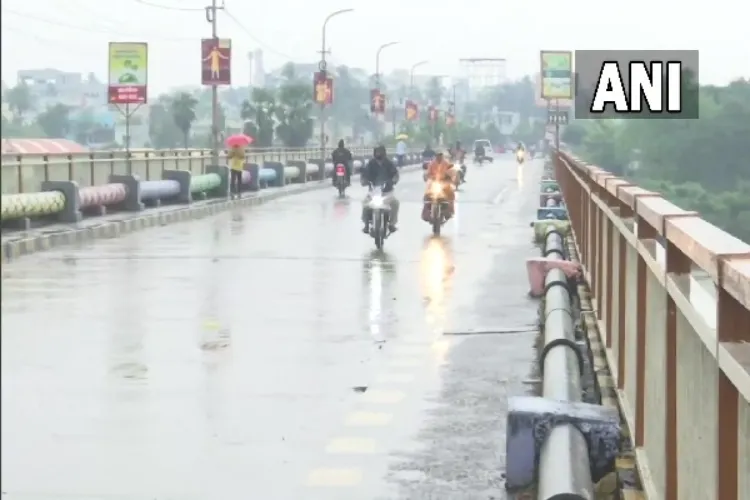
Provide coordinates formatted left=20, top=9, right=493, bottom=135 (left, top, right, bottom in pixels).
left=2, top=159, right=541, bottom=499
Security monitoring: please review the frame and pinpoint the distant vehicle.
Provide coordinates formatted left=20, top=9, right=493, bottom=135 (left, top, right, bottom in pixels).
left=473, top=139, right=493, bottom=155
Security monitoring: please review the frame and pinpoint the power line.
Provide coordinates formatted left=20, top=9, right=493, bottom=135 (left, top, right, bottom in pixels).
left=1, top=24, right=100, bottom=57
left=132, top=0, right=206, bottom=11
left=221, top=8, right=301, bottom=61
left=2, top=8, right=194, bottom=41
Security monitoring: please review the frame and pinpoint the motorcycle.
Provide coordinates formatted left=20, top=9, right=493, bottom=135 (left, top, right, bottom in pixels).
left=365, top=184, right=393, bottom=250
left=425, top=180, right=451, bottom=236
left=454, top=164, right=466, bottom=188
left=334, top=163, right=348, bottom=197
left=516, top=150, right=525, bottom=165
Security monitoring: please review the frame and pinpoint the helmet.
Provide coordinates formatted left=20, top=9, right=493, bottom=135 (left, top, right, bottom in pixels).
left=435, top=149, right=446, bottom=157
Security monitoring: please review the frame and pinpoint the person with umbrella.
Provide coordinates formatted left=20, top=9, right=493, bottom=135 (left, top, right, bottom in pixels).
left=395, top=134, right=408, bottom=168
left=225, top=134, right=252, bottom=197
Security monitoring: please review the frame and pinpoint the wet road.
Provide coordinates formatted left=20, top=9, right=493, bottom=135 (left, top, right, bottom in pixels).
left=2, top=157, right=542, bottom=500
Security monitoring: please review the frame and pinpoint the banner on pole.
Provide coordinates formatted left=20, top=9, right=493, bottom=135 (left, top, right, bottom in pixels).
left=370, top=89, right=385, bottom=113
left=540, top=50, right=573, bottom=100
left=405, top=100, right=418, bottom=121
left=428, top=106, right=438, bottom=122
left=313, top=72, right=334, bottom=105
left=202, top=38, right=232, bottom=85
left=445, top=113, right=455, bottom=126
left=108, top=42, right=148, bottom=104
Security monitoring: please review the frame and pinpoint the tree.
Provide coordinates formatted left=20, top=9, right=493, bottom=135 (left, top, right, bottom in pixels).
left=148, top=96, right=181, bottom=148
left=425, top=77, right=444, bottom=105
left=170, top=92, right=198, bottom=148
left=241, top=87, right=276, bottom=147
left=572, top=78, right=750, bottom=243
left=36, top=104, right=71, bottom=138
left=275, top=66, right=314, bottom=148
left=71, top=109, right=96, bottom=144
left=6, top=83, right=33, bottom=123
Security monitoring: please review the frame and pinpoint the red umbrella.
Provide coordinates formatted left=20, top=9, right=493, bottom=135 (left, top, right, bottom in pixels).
left=225, top=134, right=254, bottom=148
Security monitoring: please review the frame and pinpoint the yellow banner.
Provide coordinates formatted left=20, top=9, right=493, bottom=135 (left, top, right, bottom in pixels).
left=108, top=42, right=148, bottom=104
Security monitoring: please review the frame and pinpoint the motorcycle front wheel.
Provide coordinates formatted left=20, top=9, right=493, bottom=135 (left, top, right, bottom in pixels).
left=373, top=210, right=386, bottom=249
left=431, top=203, right=441, bottom=236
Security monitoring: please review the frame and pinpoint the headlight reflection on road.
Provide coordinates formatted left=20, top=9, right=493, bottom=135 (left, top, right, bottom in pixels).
left=419, top=237, right=454, bottom=336
left=517, top=165, right=524, bottom=188
left=368, top=260, right=383, bottom=341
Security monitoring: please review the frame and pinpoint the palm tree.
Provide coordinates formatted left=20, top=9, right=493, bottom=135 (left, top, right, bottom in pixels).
left=425, top=77, right=444, bottom=105
left=170, top=92, right=198, bottom=148
left=6, top=83, right=33, bottom=123
left=275, top=66, right=314, bottom=147
left=241, top=88, right=276, bottom=147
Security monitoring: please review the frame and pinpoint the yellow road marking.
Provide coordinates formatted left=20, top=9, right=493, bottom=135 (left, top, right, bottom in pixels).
left=388, top=357, right=423, bottom=367
left=360, top=389, right=406, bottom=404
left=375, top=373, right=415, bottom=383
left=391, top=344, right=430, bottom=355
left=344, top=411, right=393, bottom=426
left=325, top=437, right=379, bottom=454
left=306, top=467, right=363, bottom=487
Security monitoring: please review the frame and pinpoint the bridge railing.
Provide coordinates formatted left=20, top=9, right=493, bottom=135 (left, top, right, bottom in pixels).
left=555, top=150, right=749, bottom=500
left=1, top=146, right=377, bottom=194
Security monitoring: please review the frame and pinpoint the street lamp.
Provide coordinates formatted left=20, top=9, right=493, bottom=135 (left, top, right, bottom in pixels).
left=409, top=60, right=428, bottom=97
left=319, top=8, right=353, bottom=160
left=375, top=41, right=399, bottom=89
left=321, top=8, right=354, bottom=65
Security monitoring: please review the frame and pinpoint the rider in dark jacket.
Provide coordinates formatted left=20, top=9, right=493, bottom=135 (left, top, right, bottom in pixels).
left=361, top=145, right=400, bottom=232
left=331, top=139, right=353, bottom=184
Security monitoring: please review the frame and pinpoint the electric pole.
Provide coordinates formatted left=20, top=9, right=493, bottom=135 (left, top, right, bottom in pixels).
left=205, top=0, right=224, bottom=167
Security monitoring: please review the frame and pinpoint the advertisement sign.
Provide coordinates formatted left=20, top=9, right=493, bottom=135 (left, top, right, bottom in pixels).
left=428, top=106, right=438, bottom=122
left=445, top=113, right=455, bottom=126
left=370, top=89, right=385, bottom=113
left=540, top=50, right=573, bottom=99
left=202, top=38, right=232, bottom=85
left=313, top=72, right=334, bottom=105
left=534, top=73, right=572, bottom=108
left=108, top=42, right=148, bottom=104
left=405, top=100, right=418, bottom=121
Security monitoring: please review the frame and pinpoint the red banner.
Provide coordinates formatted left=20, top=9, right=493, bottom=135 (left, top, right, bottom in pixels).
left=445, top=113, right=455, bottom=126
left=201, top=38, right=232, bottom=85
left=405, top=100, right=418, bottom=121
left=370, top=89, right=385, bottom=113
left=428, top=106, right=438, bottom=122
left=314, top=72, right=334, bottom=105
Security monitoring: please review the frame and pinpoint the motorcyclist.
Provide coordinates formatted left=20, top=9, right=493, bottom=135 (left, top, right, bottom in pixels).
left=474, top=142, right=485, bottom=161
left=331, top=139, right=353, bottom=184
left=451, top=141, right=466, bottom=162
left=515, top=141, right=526, bottom=163
left=423, top=150, right=456, bottom=221
left=361, top=145, right=400, bottom=233
left=422, top=143, right=436, bottom=161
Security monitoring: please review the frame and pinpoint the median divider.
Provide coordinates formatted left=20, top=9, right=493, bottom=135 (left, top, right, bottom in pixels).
left=530, top=157, right=570, bottom=243
left=506, top=155, right=621, bottom=499
left=1, top=152, right=421, bottom=262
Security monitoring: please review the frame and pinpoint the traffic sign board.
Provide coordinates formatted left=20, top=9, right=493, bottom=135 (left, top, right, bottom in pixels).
left=547, top=110, right=569, bottom=125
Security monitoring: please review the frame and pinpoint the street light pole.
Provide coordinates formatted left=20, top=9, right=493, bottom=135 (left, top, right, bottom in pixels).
left=319, top=8, right=353, bottom=162
left=374, top=41, right=399, bottom=142
left=374, top=41, right=399, bottom=90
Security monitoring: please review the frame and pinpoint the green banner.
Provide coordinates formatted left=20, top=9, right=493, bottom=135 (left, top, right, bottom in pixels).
left=540, top=51, right=573, bottom=99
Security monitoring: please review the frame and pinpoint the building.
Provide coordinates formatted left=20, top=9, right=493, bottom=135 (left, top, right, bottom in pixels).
left=16, top=69, right=107, bottom=116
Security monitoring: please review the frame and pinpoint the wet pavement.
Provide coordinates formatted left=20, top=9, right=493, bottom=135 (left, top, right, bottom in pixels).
left=2, top=156, right=542, bottom=500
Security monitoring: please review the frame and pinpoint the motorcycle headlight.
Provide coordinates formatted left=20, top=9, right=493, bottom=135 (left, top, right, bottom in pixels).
left=370, top=195, right=385, bottom=207
left=430, top=183, right=443, bottom=197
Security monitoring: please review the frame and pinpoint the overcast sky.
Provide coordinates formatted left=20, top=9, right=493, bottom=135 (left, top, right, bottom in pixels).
left=2, top=0, right=749, bottom=95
